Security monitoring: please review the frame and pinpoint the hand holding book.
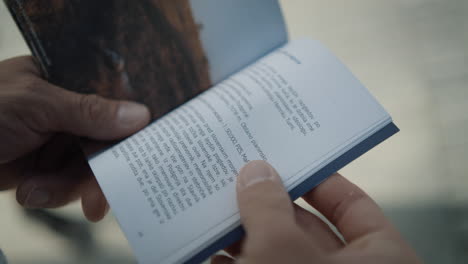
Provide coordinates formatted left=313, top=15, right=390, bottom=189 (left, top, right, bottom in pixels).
left=0, top=56, right=150, bottom=221
left=6, top=1, right=404, bottom=262
left=212, top=161, right=422, bottom=264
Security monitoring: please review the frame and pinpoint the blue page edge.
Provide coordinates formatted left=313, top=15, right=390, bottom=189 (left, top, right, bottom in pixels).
left=186, top=122, right=400, bottom=263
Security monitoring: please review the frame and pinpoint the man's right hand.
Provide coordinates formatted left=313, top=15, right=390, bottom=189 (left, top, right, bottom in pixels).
left=212, top=161, right=422, bottom=264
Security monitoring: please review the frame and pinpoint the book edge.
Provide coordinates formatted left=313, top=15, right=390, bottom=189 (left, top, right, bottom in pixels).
left=3, top=0, right=50, bottom=77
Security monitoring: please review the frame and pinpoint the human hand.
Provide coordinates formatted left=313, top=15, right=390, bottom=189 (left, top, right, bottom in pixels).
left=0, top=56, right=150, bottom=221
left=212, top=161, right=422, bottom=264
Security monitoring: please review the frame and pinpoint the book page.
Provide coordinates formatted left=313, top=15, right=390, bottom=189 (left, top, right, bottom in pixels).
left=89, top=39, right=390, bottom=263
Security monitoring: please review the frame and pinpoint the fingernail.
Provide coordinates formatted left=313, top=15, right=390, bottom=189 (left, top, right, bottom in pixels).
left=238, top=161, right=275, bottom=190
left=117, top=102, right=150, bottom=127
left=25, top=188, right=50, bottom=208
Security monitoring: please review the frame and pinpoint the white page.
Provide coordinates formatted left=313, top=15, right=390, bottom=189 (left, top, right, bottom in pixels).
left=89, top=39, right=390, bottom=263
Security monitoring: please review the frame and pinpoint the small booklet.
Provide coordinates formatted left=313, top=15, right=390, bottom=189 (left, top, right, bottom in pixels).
left=7, top=1, right=398, bottom=263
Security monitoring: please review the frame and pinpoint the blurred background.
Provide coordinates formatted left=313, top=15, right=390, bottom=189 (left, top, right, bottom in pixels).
left=0, top=0, right=467, bottom=263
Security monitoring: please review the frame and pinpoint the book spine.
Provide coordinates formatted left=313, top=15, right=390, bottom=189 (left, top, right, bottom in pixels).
left=3, top=0, right=50, bottom=78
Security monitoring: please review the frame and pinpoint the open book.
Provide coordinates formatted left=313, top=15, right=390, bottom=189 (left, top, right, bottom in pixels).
left=7, top=1, right=398, bottom=263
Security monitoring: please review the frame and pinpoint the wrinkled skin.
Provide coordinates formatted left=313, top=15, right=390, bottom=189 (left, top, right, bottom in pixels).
left=0, top=56, right=150, bottom=221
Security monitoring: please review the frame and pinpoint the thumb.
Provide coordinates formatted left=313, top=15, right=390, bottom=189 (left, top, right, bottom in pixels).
left=50, top=88, right=151, bottom=140
left=236, top=161, right=295, bottom=236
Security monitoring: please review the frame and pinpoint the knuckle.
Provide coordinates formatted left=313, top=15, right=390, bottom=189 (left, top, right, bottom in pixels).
left=22, top=76, right=44, bottom=93
left=2, top=78, right=57, bottom=133
left=332, top=189, right=368, bottom=225
left=78, top=94, right=108, bottom=122
left=16, top=56, right=39, bottom=74
left=26, top=107, right=55, bottom=133
left=266, top=225, right=299, bottom=241
left=0, top=56, right=37, bottom=76
left=247, top=226, right=302, bottom=254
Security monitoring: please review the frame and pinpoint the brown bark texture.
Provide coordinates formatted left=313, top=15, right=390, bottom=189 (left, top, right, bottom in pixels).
left=5, top=0, right=211, bottom=119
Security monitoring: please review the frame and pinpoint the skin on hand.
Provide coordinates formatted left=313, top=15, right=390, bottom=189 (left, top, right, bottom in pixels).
left=0, top=56, right=151, bottom=221
left=212, top=161, right=422, bottom=264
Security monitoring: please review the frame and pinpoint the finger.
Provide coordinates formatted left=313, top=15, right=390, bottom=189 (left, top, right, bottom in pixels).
left=224, top=240, right=243, bottom=258
left=48, top=87, right=151, bottom=140
left=16, top=152, right=90, bottom=209
left=211, top=255, right=235, bottom=264
left=236, top=161, right=295, bottom=237
left=0, top=163, right=22, bottom=191
left=35, top=134, right=79, bottom=171
left=0, top=155, right=35, bottom=191
left=302, top=173, right=393, bottom=242
left=81, top=177, right=109, bottom=222
left=293, top=204, right=343, bottom=252
left=0, top=76, right=150, bottom=163
left=81, top=139, right=114, bottom=156
left=0, top=56, right=40, bottom=77
left=80, top=139, right=110, bottom=222
left=28, top=80, right=150, bottom=140
left=38, top=137, right=109, bottom=222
